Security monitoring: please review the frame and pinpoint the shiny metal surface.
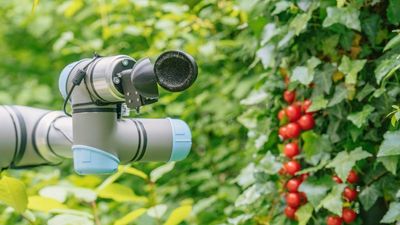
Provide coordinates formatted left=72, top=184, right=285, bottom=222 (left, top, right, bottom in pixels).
left=89, top=55, right=135, bottom=102
left=34, top=111, right=65, bottom=163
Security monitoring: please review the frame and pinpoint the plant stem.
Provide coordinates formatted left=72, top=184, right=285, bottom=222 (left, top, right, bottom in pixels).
left=91, top=201, right=101, bottom=225
left=366, top=171, right=389, bottom=186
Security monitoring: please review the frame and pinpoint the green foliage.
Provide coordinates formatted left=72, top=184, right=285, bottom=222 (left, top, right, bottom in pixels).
left=299, top=176, right=333, bottom=208
left=295, top=203, right=313, bottom=225
left=0, top=0, right=399, bottom=224
left=0, top=176, right=28, bottom=213
left=319, top=184, right=346, bottom=216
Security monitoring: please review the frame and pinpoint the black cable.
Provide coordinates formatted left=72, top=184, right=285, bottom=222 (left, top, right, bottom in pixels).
left=63, top=84, right=77, bottom=117
left=62, top=54, right=101, bottom=116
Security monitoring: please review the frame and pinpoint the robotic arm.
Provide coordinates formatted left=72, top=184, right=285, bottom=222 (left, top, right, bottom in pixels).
left=0, top=51, right=197, bottom=175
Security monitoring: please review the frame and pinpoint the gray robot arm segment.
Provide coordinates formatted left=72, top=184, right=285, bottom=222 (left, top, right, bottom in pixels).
left=0, top=106, right=191, bottom=173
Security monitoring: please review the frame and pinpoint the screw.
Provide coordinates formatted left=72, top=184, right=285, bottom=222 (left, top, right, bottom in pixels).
left=112, top=77, right=121, bottom=84
left=122, top=59, right=129, bottom=66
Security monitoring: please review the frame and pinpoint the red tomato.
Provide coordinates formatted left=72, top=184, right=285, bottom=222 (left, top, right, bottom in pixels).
left=343, top=187, right=358, bottom=202
left=284, top=160, right=301, bottom=176
left=326, top=215, right=343, bottom=225
left=347, top=170, right=359, bottom=184
left=284, top=206, right=297, bottom=220
left=284, top=142, right=300, bottom=159
left=279, top=126, right=289, bottom=140
left=297, top=114, right=315, bottom=130
left=283, top=90, right=296, bottom=103
left=333, top=175, right=343, bottom=184
left=299, top=192, right=308, bottom=204
left=342, top=208, right=357, bottom=223
left=278, top=109, right=286, bottom=121
left=286, top=104, right=302, bottom=122
left=286, top=178, right=302, bottom=193
left=302, top=99, right=312, bottom=113
left=286, top=123, right=301, bottom=138
left=286, top=193, right=301, bottom=208
left=300, top=173, right=309, bottom=181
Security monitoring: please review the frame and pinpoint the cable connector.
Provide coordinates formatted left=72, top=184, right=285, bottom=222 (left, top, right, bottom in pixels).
left=72, top=69, right=86, bottom=86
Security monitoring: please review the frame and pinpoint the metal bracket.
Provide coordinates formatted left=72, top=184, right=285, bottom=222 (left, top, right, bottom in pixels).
left=120, top=72, right=143, bottom=112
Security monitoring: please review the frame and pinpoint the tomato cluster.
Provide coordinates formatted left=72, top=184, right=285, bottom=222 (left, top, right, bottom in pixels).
left=278, top=89, right=315, bottom=220
left=278, top=85, right=359, bottom=224
left=278, top=95, right=314, bottom=140
left=327, top=170, right=359, bottom=224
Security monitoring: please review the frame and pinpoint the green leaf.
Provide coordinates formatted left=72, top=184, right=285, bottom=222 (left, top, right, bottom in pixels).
left=0, top=176, right=28, bottom=213
left=302, top=131, right=332, bottom=166
left=377, top=130, right=400, bottom=157
left=69, top=187, right=97, bottom=203
left=291, top=66, right=309, bottom=84
left=48, top=214, right=93, bottom=225
left=49, top=209, right=93, bottom=219
left=119, top=165, right=148, bottom=180
left=380, top=202, right=400, bottom=223
left=321, top=35, right=340, bottom=60
left=115, top=208, right=147, bottom=225
left=257, top=44, right=276, bottom=69
left=323, top=7, right=361, bottom=31
left=338, top=56, right=367, bottom=86
left=314, top=64, right=334, bottom=95
left=150, top=162, right=175, bottom=182
left=235, top=183, right=275, bottom=207
left=328, top=84, right=348, bottom=107
left=147, top=204, right=167, bottom=219
left=356, top=84, right=375, bottom=101
left=227, top=214, right=253, bottom=225
left=291, top=57, right=321, bottom=85
left=295, top=203, right=313, bottom=225
left=39, top=186, right=68, bottom=203
left=337, top=0, right=345, bottom=7
left=163, top=205, right=192, bottom=225
left=97, top=184, right=147, bottom=203
left=289, top=13, right=312, bottom=36
left=28, top=196, right=68, bottom=212
left=272, top=1, right=291, bottom=15
left=326, top=147, right=372, bottom=182
left=387, top=0, right=400, bottom=25
left=375, top=54, right=400, bottom=84
left=361, top=14, right=381, bottom=45
left=240, top=90, right=268, bottom=106
left=308, top=96, right=328, bottom=112
left=347, top=105, right=375, bottom=128
left=359, top=184, right=381, bottom=211
left=299, top=176, right=333, bottom=208
left=258, top=152, right=282, bottom=174
left=261, top=23, right=279, bottom=45
left=319, top=184, right=346, bottom=215
left=377, top=156, right=399, bottom=175
left=384, top=34, right=400, bottom=52
left=236, top=163, right=256, bottom=188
